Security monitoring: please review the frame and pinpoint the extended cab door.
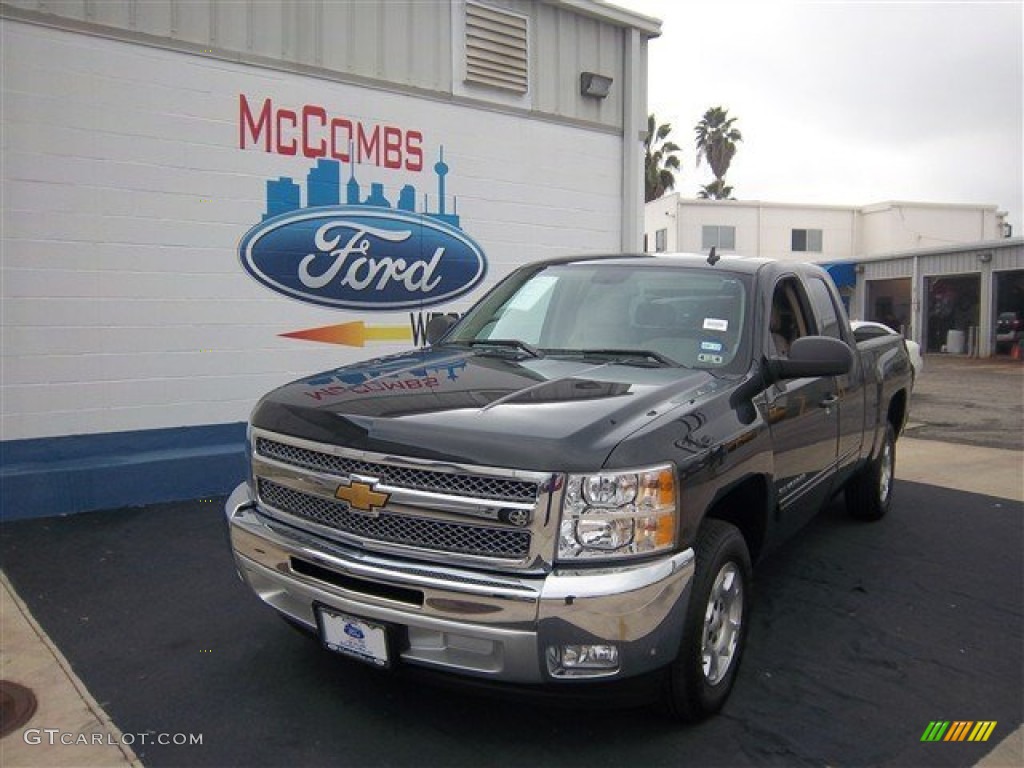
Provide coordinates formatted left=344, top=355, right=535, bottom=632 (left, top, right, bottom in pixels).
left=803, top=275, right=866, bottom=473
left=764, top=276, right=841, bottom=534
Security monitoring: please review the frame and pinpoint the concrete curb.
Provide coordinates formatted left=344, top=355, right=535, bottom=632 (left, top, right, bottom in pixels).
left=897, top=437, right=1024, bottom=502
left=0, top=571, right=139, bottom=767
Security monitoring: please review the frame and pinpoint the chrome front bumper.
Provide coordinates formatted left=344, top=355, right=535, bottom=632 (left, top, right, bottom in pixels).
left=225, top=483, right=694, bottom=684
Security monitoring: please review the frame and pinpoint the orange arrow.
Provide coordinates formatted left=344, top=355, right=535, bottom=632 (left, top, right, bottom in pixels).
left=281, top=321, right=413, bottom=347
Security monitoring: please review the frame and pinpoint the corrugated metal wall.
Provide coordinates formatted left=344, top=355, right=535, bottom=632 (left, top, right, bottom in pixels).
left=857, top=242, right=1024, bottom=355
left=3, top=0, right=626, bottom=130
left=862, top=244, right=1024, bottom=282
left=919, top=250, right=993, bottom=277
left=862, top=259, right=913, bottom=280
left=531, top=0, right=623, bottom=128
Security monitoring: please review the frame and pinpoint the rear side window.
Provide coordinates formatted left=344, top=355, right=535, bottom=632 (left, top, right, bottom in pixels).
left=806, top=278, right=843, bottom=339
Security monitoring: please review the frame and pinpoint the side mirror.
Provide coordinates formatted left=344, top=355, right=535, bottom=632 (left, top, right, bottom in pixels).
left=767, top=336, right=852, bottom=382
left=425, top=314, right=459, bottom=345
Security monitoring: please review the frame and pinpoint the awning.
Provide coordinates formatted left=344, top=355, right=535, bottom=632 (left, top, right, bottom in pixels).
left=822, top=261, right=857, bottom=289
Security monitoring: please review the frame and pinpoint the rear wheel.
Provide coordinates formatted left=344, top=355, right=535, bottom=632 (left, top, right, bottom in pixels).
left=847, top=422, right=895, bottom=521
left=664, top=519, right=751, bottom=721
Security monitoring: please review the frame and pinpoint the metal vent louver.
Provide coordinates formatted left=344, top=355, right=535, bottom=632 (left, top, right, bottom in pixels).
left=465, top=2, right=528, bottom=94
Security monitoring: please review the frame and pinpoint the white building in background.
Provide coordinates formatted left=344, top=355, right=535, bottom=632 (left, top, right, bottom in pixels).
left=644, top=195, right=1023, bottom=359
left=644, top=195, right=1009, bottom=261
left=0, top=0, right=660, bottom=517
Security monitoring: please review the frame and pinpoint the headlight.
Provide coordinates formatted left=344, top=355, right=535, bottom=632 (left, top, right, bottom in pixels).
left=557, top=464, right=677, bottom=561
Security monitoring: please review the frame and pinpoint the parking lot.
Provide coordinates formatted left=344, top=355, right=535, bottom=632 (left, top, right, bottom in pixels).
left=2, top=355, right=1022, bottom=767
left=904, top=355, right=1024, bottom=450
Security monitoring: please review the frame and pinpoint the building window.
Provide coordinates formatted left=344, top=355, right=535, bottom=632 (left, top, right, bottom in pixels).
left=701, top=225, right=735, bottom=251
left=655, top=228, right=668, bottom=252
left=792, top=228, right=823, bottom=252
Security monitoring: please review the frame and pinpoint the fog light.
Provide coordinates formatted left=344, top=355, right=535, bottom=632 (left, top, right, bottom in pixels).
left=547, top=644, right=620, bottom=677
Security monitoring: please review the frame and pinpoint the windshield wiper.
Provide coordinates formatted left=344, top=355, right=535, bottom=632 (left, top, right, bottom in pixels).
left=547, top=348, right=679, bottom=367
left=466, top=339, right=544, bottom=358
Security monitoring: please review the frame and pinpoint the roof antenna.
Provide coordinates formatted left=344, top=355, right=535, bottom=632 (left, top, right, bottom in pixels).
left=707, top=246, right=720, bottom=266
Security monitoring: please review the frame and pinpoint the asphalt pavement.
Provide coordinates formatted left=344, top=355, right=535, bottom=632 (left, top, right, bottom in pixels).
left=904, top=354, right=1023, bottom=450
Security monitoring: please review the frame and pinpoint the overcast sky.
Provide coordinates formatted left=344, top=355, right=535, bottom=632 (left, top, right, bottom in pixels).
left=614, top=0, right=1023, bottom=232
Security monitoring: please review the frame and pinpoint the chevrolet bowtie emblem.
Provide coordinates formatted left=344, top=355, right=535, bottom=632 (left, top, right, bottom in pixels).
left=335, top=480, right=390, bottom=514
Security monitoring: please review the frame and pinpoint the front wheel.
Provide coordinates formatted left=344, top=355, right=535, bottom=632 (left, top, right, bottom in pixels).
left=663, top=519, right=751, bottom=722
left=846, top=422, right=896, bottom=521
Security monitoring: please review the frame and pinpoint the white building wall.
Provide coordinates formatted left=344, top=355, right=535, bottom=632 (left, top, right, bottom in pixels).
left=647, top=197, right=1007, bottom=263
left=675, top=201, right=759, bottom=255
left=651, top=199, right=856, bottom=262
left=1, top=19, right=625, bottom=441
left=643, top=192, right=677, bottom=251
left=758, top=206, right=857, bottom=261
left=859, top=203, right=1003, bottom=255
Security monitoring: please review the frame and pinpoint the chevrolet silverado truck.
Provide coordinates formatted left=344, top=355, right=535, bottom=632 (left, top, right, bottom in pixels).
left=225, top=253, right=913, bottom=720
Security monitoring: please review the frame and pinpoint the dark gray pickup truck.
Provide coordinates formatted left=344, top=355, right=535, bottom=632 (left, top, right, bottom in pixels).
left=225, top=253, right=914, bottom=720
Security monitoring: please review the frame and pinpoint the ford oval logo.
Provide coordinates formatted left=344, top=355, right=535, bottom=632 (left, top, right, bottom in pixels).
left=239, top=207, right=487, bottom=310
left=343, top=623, right=365, bottom=640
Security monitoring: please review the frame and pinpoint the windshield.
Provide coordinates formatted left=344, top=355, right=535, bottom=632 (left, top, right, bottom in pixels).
left=447, top=263, right=752, bottom=371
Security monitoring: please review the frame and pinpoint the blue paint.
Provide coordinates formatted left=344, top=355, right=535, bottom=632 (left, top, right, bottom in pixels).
left=243, top=152, right=486, bottom=311
left=823, top=261, right=857, bottom=289
left=0, top=423, right=247, bottom=520
left=240, top=207, right=486, bottom=310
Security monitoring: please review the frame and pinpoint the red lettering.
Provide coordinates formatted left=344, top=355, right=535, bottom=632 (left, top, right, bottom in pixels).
left=305, top=385, right=346, bottom=401
left=276, top=110, right=298, bottom=155
left=239, top=94, right=271, bottom=151
left=357, top=123, right=380, bottom=164
left=406, top=130, right=423, bottom=172
left=239, top=96, right=424, bottom=170
left=383, top=126, right=403, bottom=170
left=330, top=118, right=353, bottom=162
left=425, top=377, right=438, bottom=387
left=302, top=105, right=327, bottom=158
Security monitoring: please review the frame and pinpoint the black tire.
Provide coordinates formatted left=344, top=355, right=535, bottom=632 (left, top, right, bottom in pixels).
left=664, top=519, right=752, bottom=722
left=846, top=422, right=896, bottom=521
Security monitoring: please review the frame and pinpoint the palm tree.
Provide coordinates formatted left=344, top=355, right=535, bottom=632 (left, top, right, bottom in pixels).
left=644, top=114, right=682, bottom=202
left=694, top=107, right=742, bottom=199
left=698, top=180, right=734, bottom=200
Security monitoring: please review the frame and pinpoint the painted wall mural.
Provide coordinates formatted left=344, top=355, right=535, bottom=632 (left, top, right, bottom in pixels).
left=237, top=95, right=486, bottom=347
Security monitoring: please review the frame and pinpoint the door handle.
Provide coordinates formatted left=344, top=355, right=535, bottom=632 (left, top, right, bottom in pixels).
left=820, top=394, right=839, bottom=409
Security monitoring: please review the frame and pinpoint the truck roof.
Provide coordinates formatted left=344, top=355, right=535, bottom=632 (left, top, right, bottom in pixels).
left=537, top=252, right=802, bottom=277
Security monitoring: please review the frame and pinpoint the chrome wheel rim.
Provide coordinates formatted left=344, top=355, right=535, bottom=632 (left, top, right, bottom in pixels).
left=879, top=439, right=893, bottom=504
left=701, top=562, right=744, bottom=685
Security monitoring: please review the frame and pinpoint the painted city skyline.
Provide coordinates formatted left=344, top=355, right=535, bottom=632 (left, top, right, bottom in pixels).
left=264, top=147, right=461, bottom=229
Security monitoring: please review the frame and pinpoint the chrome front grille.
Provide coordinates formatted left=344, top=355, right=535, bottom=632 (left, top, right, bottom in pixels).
left=255, top=437, right=538, bottom=502
left=250, top=430, right=556, bottom=567
left=258, top=479, right=531, bottom=559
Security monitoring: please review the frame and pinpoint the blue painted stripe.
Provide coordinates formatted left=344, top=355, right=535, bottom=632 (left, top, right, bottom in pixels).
left=1, top=423, right=248, bottom=520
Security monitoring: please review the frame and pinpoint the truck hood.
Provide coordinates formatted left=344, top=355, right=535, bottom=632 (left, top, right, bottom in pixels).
left=251, top=347, right=729, bottom=472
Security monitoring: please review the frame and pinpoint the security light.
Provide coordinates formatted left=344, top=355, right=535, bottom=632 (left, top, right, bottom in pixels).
left=580, top=72, right=613, bottom=99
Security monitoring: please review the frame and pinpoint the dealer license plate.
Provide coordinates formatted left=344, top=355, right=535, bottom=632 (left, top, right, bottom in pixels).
left=316, top=606, right=390, bottom=668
